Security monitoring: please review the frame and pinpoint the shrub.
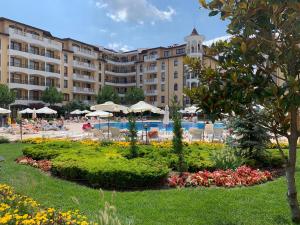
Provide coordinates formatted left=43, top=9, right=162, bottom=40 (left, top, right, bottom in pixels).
left=211, top=147, right=244, bottom=170
left=51, top=156, right=169, bottom=189
left=0, top=136, right=9, bottom=144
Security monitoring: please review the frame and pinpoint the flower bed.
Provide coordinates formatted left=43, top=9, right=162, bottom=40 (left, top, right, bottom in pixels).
left=168, top=166, right=272, bottom=188
left=16, top=156, right=52, bottom=172
left=0, top=183, right=92, bottom=224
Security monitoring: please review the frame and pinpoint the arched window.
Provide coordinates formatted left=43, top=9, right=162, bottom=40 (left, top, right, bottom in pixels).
left=191, top=46, right=195, bottom=53
left=174, top=83, right=178, bottom=91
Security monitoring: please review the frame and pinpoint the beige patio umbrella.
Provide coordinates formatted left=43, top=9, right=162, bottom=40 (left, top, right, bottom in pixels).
left=91, top=101, right=128, bottom=113
left=86, top=110, right=113, bottom=139
left=36, top=107, right=57, bottom=114
left=0, top=108, right=11, bottom=114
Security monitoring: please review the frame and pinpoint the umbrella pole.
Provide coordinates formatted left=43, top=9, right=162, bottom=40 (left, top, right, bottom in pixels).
left=108, top=117, right=110, bottom=140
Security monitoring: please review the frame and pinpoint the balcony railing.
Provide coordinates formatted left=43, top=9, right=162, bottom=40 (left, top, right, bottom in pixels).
left=10, top=46, right=61, bottom=60
left=16, top=96, right=29, bottom=100
left=73, top=74, right=95, bottom=81
left=73, top=87, right=95, bottom=93
left=72, top=47, right=97, bottom=58
left=144, top=78, right=158, bottom=84
left=29, top=96, right=42, bottom=101
left=145, top=90, right=158, bottom=95
left=29, top=80, right=45, bottom=86
left=10, top=78, right=28, bottom=84
left=144, top=55, right=158, bottom=62
left=8, top=28, right=62, bottom=49
left=10, top=62, right=28, bottom=68
left=73, top=61, right=96, bottom=69
left=144, top=67, right=157, bottom=73
left=105, top=80, right=136, bottom=84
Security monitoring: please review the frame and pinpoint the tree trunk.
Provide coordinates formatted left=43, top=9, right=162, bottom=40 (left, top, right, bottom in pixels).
left=287, top=108, right=300, bottom=222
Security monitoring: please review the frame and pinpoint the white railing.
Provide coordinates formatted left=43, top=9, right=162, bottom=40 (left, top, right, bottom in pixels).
left=144, top=78, right=158, bottom=84
left=73, top=87, right=95, bottom=93
left=72, top=47, right=97, bottom=58
left=144, top=55, right=158, bottom=62
left=144, top=67, right=157, bottom=73
left=8, top=28, right=62, bottom=50
left=145, top=90, right=158, bottom=95
left=73, top=74, right=95, bottom=81
left=73, top=61, right=96, bottom=70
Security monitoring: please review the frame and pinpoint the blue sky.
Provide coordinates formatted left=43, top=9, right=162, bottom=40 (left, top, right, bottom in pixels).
left=0, top=0, right=229, bottom=51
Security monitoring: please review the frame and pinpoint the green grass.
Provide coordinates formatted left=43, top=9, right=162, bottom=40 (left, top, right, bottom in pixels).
left=0, top=143, right=296, bottom=225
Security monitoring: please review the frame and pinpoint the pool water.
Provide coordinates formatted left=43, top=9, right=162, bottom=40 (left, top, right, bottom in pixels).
left=94, top=121, right=225, bottom=132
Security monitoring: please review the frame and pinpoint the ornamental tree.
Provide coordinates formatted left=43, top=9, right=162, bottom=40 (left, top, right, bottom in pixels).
left=124, top=87, right=145, bottom=105
left=0, top=84, right=15, bottom=108
left=97, top=86, right=120, bottom=104
left=41, top=87, right=63, bottom=106
left=185, top=0, right=300, bottom=221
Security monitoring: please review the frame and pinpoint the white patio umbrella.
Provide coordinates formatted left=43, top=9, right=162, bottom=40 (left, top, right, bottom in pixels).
left=70, top=109, right=83, bottom=115
left=85, top=110, right=113, bottom=117
left=19, top=108, right=34, bottom=114
left=81, top=110, right=91, bottom=114
left=36, top=107, right=57, bottom=114
left=91, top=101, right=128, bottom=113
left=0, top=108, right=11, bottom=114
left=163, top=105, right=170, bottom=125
left=86, top=110, right=113, bottom=139
left=184, top=105, right=198, bottom=114
left=129, top=101, right=162, bottom=114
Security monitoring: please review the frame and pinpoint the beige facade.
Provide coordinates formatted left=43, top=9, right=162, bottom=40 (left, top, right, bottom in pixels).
left=0, top=17, right=217, bottom=110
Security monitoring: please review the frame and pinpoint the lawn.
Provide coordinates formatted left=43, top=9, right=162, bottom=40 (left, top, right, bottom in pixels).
left=0, top=143, right=295, bottom=225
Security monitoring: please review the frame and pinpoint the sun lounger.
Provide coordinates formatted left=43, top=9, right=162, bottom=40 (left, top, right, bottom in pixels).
left=189, top=128, right=204, bottom=141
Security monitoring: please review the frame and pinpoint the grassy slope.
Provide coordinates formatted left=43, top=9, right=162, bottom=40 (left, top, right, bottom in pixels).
left=0, top=143, right=295, bottom=225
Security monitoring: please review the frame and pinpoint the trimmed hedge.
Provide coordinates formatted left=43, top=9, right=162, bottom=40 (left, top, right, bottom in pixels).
left=51, top=156, right=169, bottom=189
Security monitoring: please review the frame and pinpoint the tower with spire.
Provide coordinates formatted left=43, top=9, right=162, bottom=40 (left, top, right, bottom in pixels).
left=185, top=28, right=205, bottom=59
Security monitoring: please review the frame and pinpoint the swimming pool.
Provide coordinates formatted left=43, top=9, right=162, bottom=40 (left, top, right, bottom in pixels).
left=94, top=121, right=225, bottom=132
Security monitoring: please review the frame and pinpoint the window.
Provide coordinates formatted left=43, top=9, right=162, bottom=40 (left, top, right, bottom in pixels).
left=176, top=48, right=185, bottom=55
left=99, top=73, right=102, bottom=82
left=164, top=51, right=169, bottom=57
left=174, top=71, right=178, bottom=79
left=64, top=66, right=68, bottom=77
left=99, top=63, right=102, bottom=70
left=161, top=84, right=165, bottom=92
left=174, top=83, right=178, bottom=91
left=64, top=80, right=68, bottom=88
left=63, top=94, right=69, bottom=101
left=140, top=64, right=143, bottom=72
left=64, top=54, right=68, bottom=63
left=11, top=41, right=21, bottom=51
left=161, top=62, right=165, bottom=70
left=161, top=96, right=165, bottom=103
left=140, top=75, right=143, bottom=83
left=46, top=50, right=54, bottom=58
left=29, top=46, right=39, bottom=55
left=174, top=59, right=178, bottom=67
left=161, top=72, right=165, bottom=82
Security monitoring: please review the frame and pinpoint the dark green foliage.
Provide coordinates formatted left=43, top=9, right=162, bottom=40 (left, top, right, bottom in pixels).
left=63, top=100, right=90, bottom=114
left=171, top=98, right=186, bottom=173
left=228, top=112, right=271, bottom=160
left=51, top=157, right=168, bottom=189
left=41, top=87, right=63, bottom=106
left=128, top=114, right=138, bottom=158
left=0, top=84, right=15, bottom=107
left=124, top=87, right=145, bottom=105
left=0, top=136, right=9, bottom=144
left=97, top=86, right=120, bottom=104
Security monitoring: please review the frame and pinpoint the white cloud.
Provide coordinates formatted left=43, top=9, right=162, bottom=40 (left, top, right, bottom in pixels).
left=108, top=42, right=132, bottom=52
left=94, top=0, right=175, bottom=24
left=98, top=28, right=108, bottom=33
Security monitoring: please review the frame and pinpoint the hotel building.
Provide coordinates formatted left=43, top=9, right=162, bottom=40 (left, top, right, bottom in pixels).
left=0, top=17, right=217, bottom=112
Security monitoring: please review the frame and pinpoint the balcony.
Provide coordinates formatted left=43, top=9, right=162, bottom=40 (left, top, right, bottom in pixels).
left=105, top=70, right=136, bottom=76
left=72, top=47, right=97, bottom=59
left=145, top=90, right=158, bottom=96
left=73, top=61, right=96, bottom=71
left=144, top=78, right=158, bottom=84
left=105, top=80, right=136, bottom=87
left=73, top=87, right=95, bottom=94
left=106, top=59, right=135, bottom=66
left=9, top=46, right=61, bottom=65
left=8, top=28, right=62, bottom=51
left=73, top=74, right=96, bottom=82
left=144, top=55, right=158, bottom=62
left=144, top=67, right=157, bottom=73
